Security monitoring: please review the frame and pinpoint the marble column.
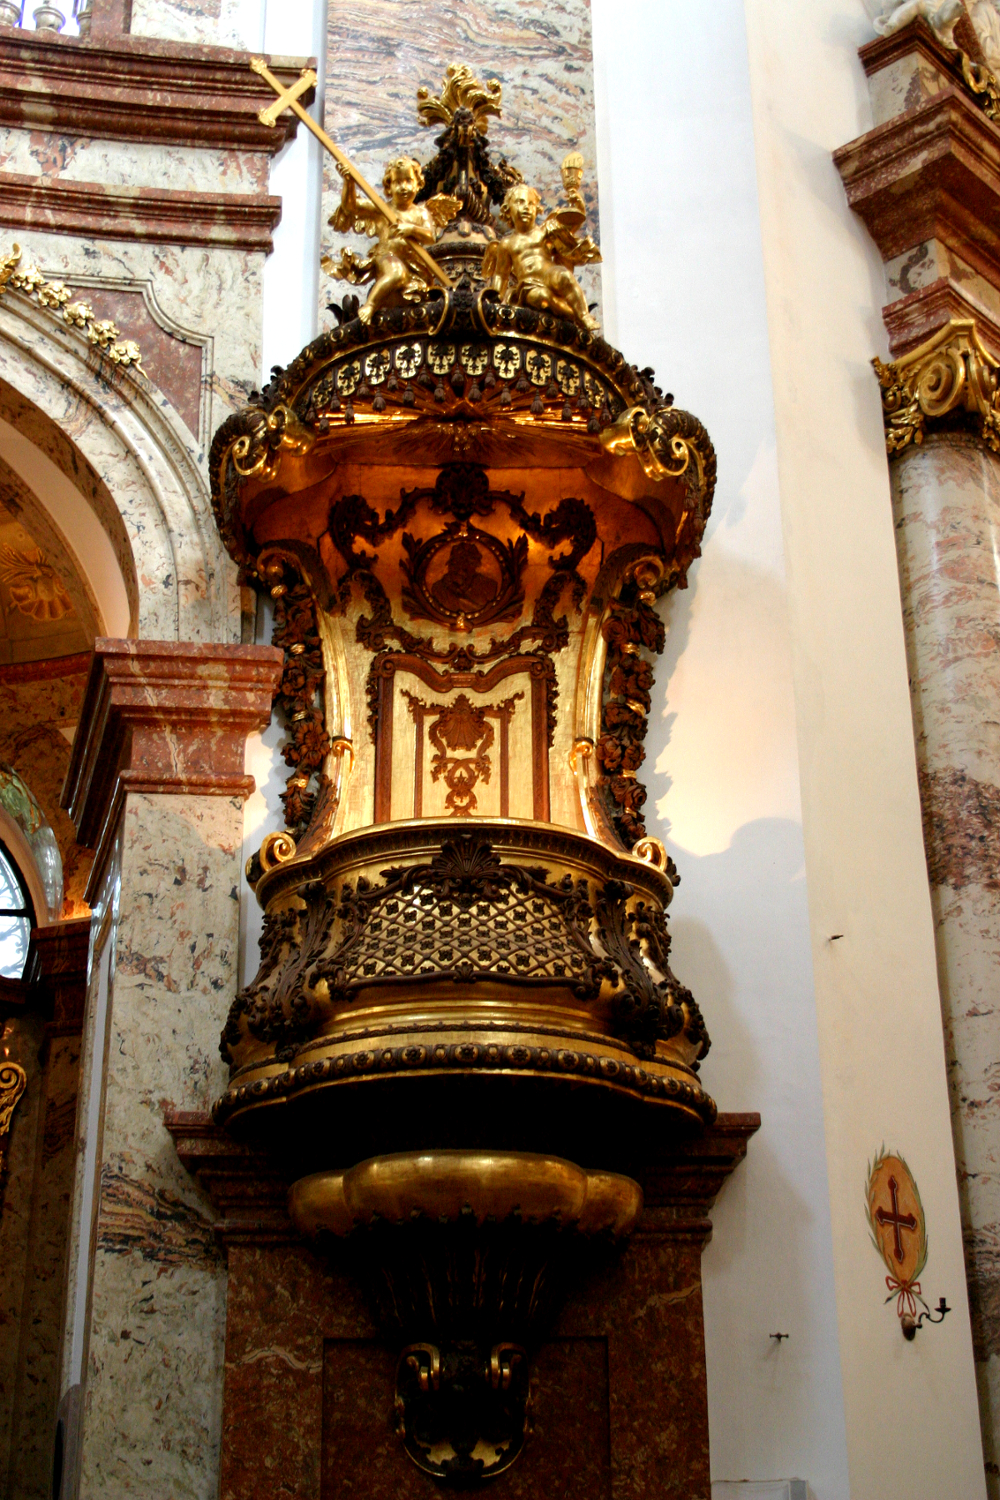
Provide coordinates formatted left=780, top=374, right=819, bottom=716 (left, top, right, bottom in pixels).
left=890, top=433, right=1000, bottom=1478
left=58, top=641, right=282, bottom=1500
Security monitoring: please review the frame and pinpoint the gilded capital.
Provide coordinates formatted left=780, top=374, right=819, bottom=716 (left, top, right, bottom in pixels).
left=874, top=318, right=1000, bottom=454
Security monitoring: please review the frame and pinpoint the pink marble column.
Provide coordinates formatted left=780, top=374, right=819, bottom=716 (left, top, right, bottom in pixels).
left=58, top=641, right=282, bottom=1500
left=890, top=433, right=1000, bottom=1477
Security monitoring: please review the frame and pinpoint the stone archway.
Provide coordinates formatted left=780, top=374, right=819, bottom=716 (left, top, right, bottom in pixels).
left=0, top=284, right=238, bottom=644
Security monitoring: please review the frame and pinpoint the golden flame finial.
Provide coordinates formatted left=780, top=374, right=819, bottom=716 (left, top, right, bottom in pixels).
left=417, top=63, right=503, bottom=134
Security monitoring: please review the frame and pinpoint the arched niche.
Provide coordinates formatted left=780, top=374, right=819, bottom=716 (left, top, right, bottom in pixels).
left=0, top=286, right=239, bottom=643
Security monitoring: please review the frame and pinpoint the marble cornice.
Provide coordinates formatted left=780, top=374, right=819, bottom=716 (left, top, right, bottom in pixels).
left=0, top=172, right=282, bottom=254
left=0, top=32, right=312, bottom=153
left=834, top=86, right=1000, bottom=281
left=163, top=1109, right=761, bottom=1251
left=857, top=14, right=963, bottom=82
left=62, top=639, right=283, bottom=854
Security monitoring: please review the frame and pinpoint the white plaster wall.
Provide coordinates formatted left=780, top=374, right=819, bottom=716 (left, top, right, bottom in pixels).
left=241, top=0, right=327, bottom=987
left=741, top=0, right=986, bottom=1490
left=592, top=5, right=848, bottom=1494
left=594, top=0, right=986, bottom=1496
left=238, top=1, right=987, bottom=1493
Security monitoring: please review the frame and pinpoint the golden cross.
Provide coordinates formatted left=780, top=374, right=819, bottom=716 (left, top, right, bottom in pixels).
left=250, top=58, right=453, bottom=291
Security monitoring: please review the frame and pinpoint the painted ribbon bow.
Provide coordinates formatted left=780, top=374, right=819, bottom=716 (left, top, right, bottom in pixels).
left=884, top=1274, right=925, bottom=1320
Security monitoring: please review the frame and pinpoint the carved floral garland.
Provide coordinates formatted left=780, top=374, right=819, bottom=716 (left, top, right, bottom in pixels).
left=265, top=571, right=331, bottom=833
left=596, top=587, right=664, bottom=848
left=0, top=244, right=144, bottom=373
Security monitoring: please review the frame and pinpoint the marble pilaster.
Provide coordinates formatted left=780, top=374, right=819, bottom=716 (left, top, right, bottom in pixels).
left=837, top=23, right=1000, bottom=1485
left=58, top=641, right=281, bottom=1500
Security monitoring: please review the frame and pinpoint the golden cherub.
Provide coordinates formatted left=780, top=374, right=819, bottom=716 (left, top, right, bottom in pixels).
left=323, top=156, right=460, bottom=324
left=481, top=152, right=601, bottom=332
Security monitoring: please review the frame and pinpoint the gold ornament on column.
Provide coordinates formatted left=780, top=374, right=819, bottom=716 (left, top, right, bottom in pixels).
left=873, top=317, right=1000, bottom=454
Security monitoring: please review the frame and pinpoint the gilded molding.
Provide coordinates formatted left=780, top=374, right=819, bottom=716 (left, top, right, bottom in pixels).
left=874, top=317, right=1000, bottom=454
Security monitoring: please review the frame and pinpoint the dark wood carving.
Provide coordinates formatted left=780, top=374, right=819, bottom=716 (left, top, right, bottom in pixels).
left=596, top=584, right=664, bottom=848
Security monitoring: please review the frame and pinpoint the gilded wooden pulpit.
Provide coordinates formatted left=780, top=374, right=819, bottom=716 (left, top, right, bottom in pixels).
left=169, top=63, right=757, bottom=1500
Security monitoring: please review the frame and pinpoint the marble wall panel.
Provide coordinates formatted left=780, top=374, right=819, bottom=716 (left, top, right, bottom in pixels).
left=218, top=1213, right=713, bottom=1500
left=76, top=791, right=243, bottom=1500
left=3, top=228, right=265, bottom=441
left=129, top=0, right=262, bottom=53
left=321, top=0, right=601, bottom=325
left=890, top=432, right=1000, bottom=1481
left=0, top=129, right=271, bottom=195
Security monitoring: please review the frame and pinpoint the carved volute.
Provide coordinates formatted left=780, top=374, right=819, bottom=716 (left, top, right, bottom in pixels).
left=209, top=64, right=719, bottom=1484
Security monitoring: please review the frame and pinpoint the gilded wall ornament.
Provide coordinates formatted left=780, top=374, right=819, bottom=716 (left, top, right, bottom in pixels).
left=402, top=689, right=523, bottom=816
left=873, top=318, right=1000, bottom=454
left=0, top=1059, right=27, bottom=1137
left=0, top=1060, right=27, bottom=1216
left=0, top=544, right=73, bottom=622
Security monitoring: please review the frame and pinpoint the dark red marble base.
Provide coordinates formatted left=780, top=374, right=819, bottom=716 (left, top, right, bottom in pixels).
left=168, top=1114, right=756, bottom=1500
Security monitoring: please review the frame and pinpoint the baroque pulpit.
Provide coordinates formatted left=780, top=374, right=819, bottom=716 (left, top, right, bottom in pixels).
left=169, top=63, right=757, bottom=1499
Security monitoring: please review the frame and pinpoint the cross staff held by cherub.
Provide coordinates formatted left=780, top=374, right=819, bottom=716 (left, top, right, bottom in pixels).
left=482, top=151, right=601, bottom=332
left=323, top=157, right=460, bottom=325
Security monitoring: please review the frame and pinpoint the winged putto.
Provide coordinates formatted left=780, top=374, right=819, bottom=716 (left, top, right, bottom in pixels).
left=481, top=152, right=602, bottom=333
left=323, top=156, right=460, bottom=325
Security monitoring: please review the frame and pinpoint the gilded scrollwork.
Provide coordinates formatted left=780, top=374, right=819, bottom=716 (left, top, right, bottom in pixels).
left=599, top=401, right=714, bottom=508
left=595, top=572, right=666, bottom=850
left=257, top=558, right=331, bottom=836
left=961, top=49, right=1000, bottom=119
left=0, top=1060, right=27, bottom=1137
left=231, top=402, right=314, bottom=481
left=0, top=1060, right=28, bottom=1215
left=596, top=879, right=711, bottom=1062
left=873, top=317, right=1000, bottom=454
left=221, top=882, right=335, bottom=1063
